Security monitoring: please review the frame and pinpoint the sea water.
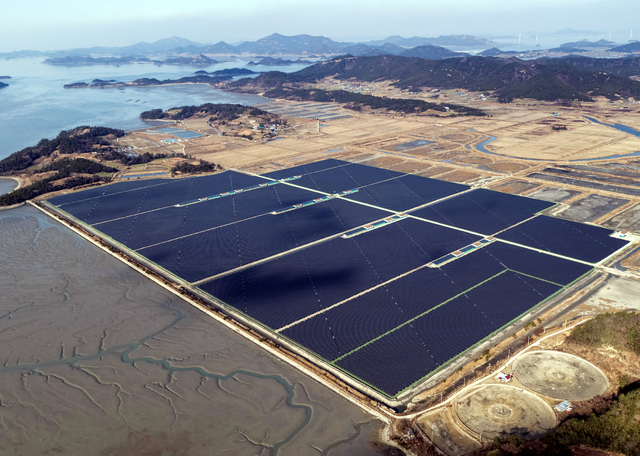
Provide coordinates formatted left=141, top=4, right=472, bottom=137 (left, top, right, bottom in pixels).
left=0, top=57, right=311, bottom=160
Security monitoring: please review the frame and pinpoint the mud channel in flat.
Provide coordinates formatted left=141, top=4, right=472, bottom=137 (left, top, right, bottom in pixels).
left=0, top=206, right=393, bottom=456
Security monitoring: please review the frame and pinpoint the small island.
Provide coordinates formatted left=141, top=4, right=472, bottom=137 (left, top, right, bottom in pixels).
left=0, top=75, right=11, bottom=79
left=45, top=54, right=219, bottom=67
left=161, top=54, right=218, bottom=66
left=247, top=57, right=310, bottom=66
left=44, top=56, right=152, bottom=66
left=0, top=81, right=8, bottom=89
left=62, top=69, right=256, bottom=89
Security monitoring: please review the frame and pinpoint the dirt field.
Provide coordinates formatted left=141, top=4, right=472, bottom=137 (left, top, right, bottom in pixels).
left=455, top=385, right=557, bottom=439
left=546, top=194, right=631, bottom=223
left=513, top=351, right=608, bottom=401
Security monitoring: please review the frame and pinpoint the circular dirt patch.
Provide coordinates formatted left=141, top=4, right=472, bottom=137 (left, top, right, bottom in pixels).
left=513, top=351, right=607, bottom=401
left=456, top=385, right=556, bottom=439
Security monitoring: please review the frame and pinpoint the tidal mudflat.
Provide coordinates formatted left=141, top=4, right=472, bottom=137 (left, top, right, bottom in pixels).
left=0, top=205, right=391, bottom=455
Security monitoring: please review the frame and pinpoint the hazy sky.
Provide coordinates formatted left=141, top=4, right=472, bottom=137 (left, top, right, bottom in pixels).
left=1, top=0, right=638, bottom=52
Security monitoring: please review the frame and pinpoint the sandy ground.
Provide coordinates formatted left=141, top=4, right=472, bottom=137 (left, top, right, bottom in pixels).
left=576, top=275, right=640, bottom=311
left=416, top=408, right=481, bottom=456
left=455, top=385, right=556, bottom=439
left=0, top=206, right=392, bottom=456
left=512, top=351, right=608, bottom=401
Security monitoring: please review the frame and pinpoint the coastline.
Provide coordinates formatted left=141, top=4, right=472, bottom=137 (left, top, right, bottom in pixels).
left=0, top=176, right=20, bottom=194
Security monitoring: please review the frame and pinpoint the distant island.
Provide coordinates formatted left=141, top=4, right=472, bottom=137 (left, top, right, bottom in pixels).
left=62, top=69, right=256, bottom=89
left=156, top=53, right=218, bottom=66
left=44, top=54, right=219, bottom=67
left=44, top=56, right=153, bottom=66
left=0, top=81, right=7, bottom=89
left=0, top=75, right=10, bottom=79
left=194, top=68, right=256, bottom=76
left=247, top=57, right=310, bottom=66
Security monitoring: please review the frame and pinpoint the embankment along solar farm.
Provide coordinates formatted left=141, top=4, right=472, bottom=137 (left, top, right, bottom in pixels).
left=46, top=159, right=629, bottom=398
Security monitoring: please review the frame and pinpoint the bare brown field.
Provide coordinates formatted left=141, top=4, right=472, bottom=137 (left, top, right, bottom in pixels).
left=485, top=162, right=530, bottom=173
left=490, top=180, right=541, bottom=195
left=437, top=170, right=483, bottom=183
left=418, top=166, right=454, bottom=177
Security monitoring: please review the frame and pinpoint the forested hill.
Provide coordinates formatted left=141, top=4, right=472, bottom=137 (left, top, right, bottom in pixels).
left=230, top=55, right=640, bottom=102
left=0, top=126, right=124, bottom=173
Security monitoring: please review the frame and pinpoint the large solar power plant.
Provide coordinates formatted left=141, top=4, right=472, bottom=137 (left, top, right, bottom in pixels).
left=46, top=159, right=629, bottom=399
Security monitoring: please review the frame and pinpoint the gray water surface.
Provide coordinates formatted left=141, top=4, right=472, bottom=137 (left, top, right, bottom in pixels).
left=0, top=178, right=18, bottom=196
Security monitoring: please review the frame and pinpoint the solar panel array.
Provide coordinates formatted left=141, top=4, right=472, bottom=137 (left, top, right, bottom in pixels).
left=48, top=159, right=629, bottom=398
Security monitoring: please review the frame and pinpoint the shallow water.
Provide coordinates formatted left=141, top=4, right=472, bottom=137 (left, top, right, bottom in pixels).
left=0, top=205, right=390, bottom=455
left=0, top=177, right=18, bottom=196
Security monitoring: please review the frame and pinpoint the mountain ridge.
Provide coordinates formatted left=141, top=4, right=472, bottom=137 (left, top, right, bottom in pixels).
left=228, top=54, right=640, bottom=102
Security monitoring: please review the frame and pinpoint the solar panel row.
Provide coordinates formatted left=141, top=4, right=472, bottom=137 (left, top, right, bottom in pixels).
left=346, top=174, right=469, bottom=212
left=200, top=218, right=481, bottom=328
left=410, top=189, right=555, bottom=235
left=334, top=270, right=562, bottom=395
left=497, top=215, right=628, bottom=263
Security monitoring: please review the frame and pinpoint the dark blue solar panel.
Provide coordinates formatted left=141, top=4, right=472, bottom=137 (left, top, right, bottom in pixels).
left=57, top=172, right=272, bottom=226
left=88, top=215, right=134, bottom=245
left=347, top=179, right=427, bottom=211
left=49, top=179, right=173, bottom=206
left=141, top=223, right=243, bottom=282
left=291, top=163, right=403, bottom=194
left=341, top=163, right=404, bottom=185
left=102, top=178, right=174, bottom=195
left=335, top=268, right=563, bottom=396
left=396, top=174, right=469, bottom=205
left=281, top=287, right=404, bottom=361
left=281, top=266, right=464, bottom=361
left=497, top=215, right=628, bottom=263
left=83, top=191, right=148, bottom=225
left=262, top=159, right=350, bottom=179
left=203, top=219, right=482, bottom=330
left=397, top=218, right=479, bottom=261
left=384, top=267, right=465, bottom=318
left=349, top=223, right=433, bottom=280
left=295, top=239, right=383, bottom=308
left=48, top=158, right=609, bottom=399
left=97, top=172, right=269, bottom=221
left=345, top=218, right=478, bottom=281
left=439, top=248, right=505, bottom=291
left=170, top=185, right=319, bottom=241
left=291, top=167, right=361, bottom=193
left=410, top=189, right=555, bottom=235
left=200, top=252, right=330, bottom=328
left=463, top=270, right=560, bottom=331
left=227, top=185, right=314, bottom=220
left=133, top=195, right=387, bottom=282
left=482, top=242, right=593, bottom=285
left=49, top=187, right=111, bottom=207
left=410, top=294, right=496, bottom=366
left=135, top=178, right=209, bottom=213
left=347, top=174, right=468, bottom=212
left=117, top=206, right=186, bottom=249
left=57, top=198, right=107, bottom=222
left=335, top=322, right=439, bottom=396
left=181, top=197, right=237, bottom=237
